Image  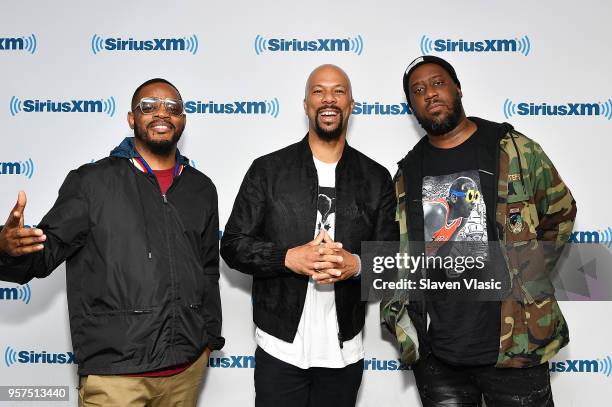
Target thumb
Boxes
[5,191,26,228]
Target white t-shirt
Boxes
[255,156,364,368]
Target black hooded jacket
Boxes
[0,137,224,375]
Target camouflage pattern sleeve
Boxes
[380,168,420,366]
[527,140,577,246]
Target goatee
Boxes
[134,121,182,155]
[414,92,464,136]
[314,107,344,141]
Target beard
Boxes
[314,107,344,141]
[414,91,464,136]
[133,121,183,155]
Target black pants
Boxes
[254,346,364,407]
[413,354,554,407]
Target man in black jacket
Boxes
[0,78,223,406]
[221,65,397,407]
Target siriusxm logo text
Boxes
[207,355,408,371]
[0,34,37,54]
[91,34,199,55]
[352,102,412,116]
[4,347,77,367]
[10,96,116,117]
[363,358,409,371]
[503,98,612,121]
[550,356,612,377]
[185,98,280,118]
[208,355,255,368]
[0,284,31,304]
[569,228,612,248]
[421,35,531,56]
[0,159,35,179]
[254,35,363,55]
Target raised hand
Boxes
[0,191,46,256]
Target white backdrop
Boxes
[1,1,611,405]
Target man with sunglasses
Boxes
[0,78,223,406]
[381,56,576,406]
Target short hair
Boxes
[131,78,181,110]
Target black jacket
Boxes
[0,138,224,375]
[220,136,397,346]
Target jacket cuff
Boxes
[206,335,226,351]
[268,247,289,273]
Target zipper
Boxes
[162,192,178,364]
[132,309,153,314]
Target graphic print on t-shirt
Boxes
[315,186,336,238]
[422,170,488,245]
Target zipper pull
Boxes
[162,194,168,204]
[338,333,344,349]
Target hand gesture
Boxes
[311,230,359,285]
[284,229,343,278]
[0,191,46,256]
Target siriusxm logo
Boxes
[208,355,255,368]
[0,284,31,304]
[9,96,116,117]
[206,355,409,371]
[0,34,37,54]
[254,35,363,55]
[91,34,199,55]
[184,98,280,118]
[420,35,531,56]
[352,102,412,116]
[569,228,612,248]
[503,98,612,120]
[4,346,77,367]
[363,357,409,371]
[550,356,612,377]
[0,159,35,179]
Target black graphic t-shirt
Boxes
[422,129,501,366]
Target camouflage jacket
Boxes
[381,117,577,368]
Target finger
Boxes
[320,254,344,264]
[13,235,46,247]
[12,191,27,214]
[5,191,27,228]
[310,229,326,246]
[313,261,336,270]
[320,241,342,250]
[311,271,334,281]
[317,247,337,256]
[13,228,44,238]
[11,243,44,256]
[322,229,335,243]
[322,268,342,277]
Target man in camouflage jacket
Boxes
[381,56,576,406]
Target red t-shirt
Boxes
[153,167,175,195]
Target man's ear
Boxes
[128,111,135,129]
